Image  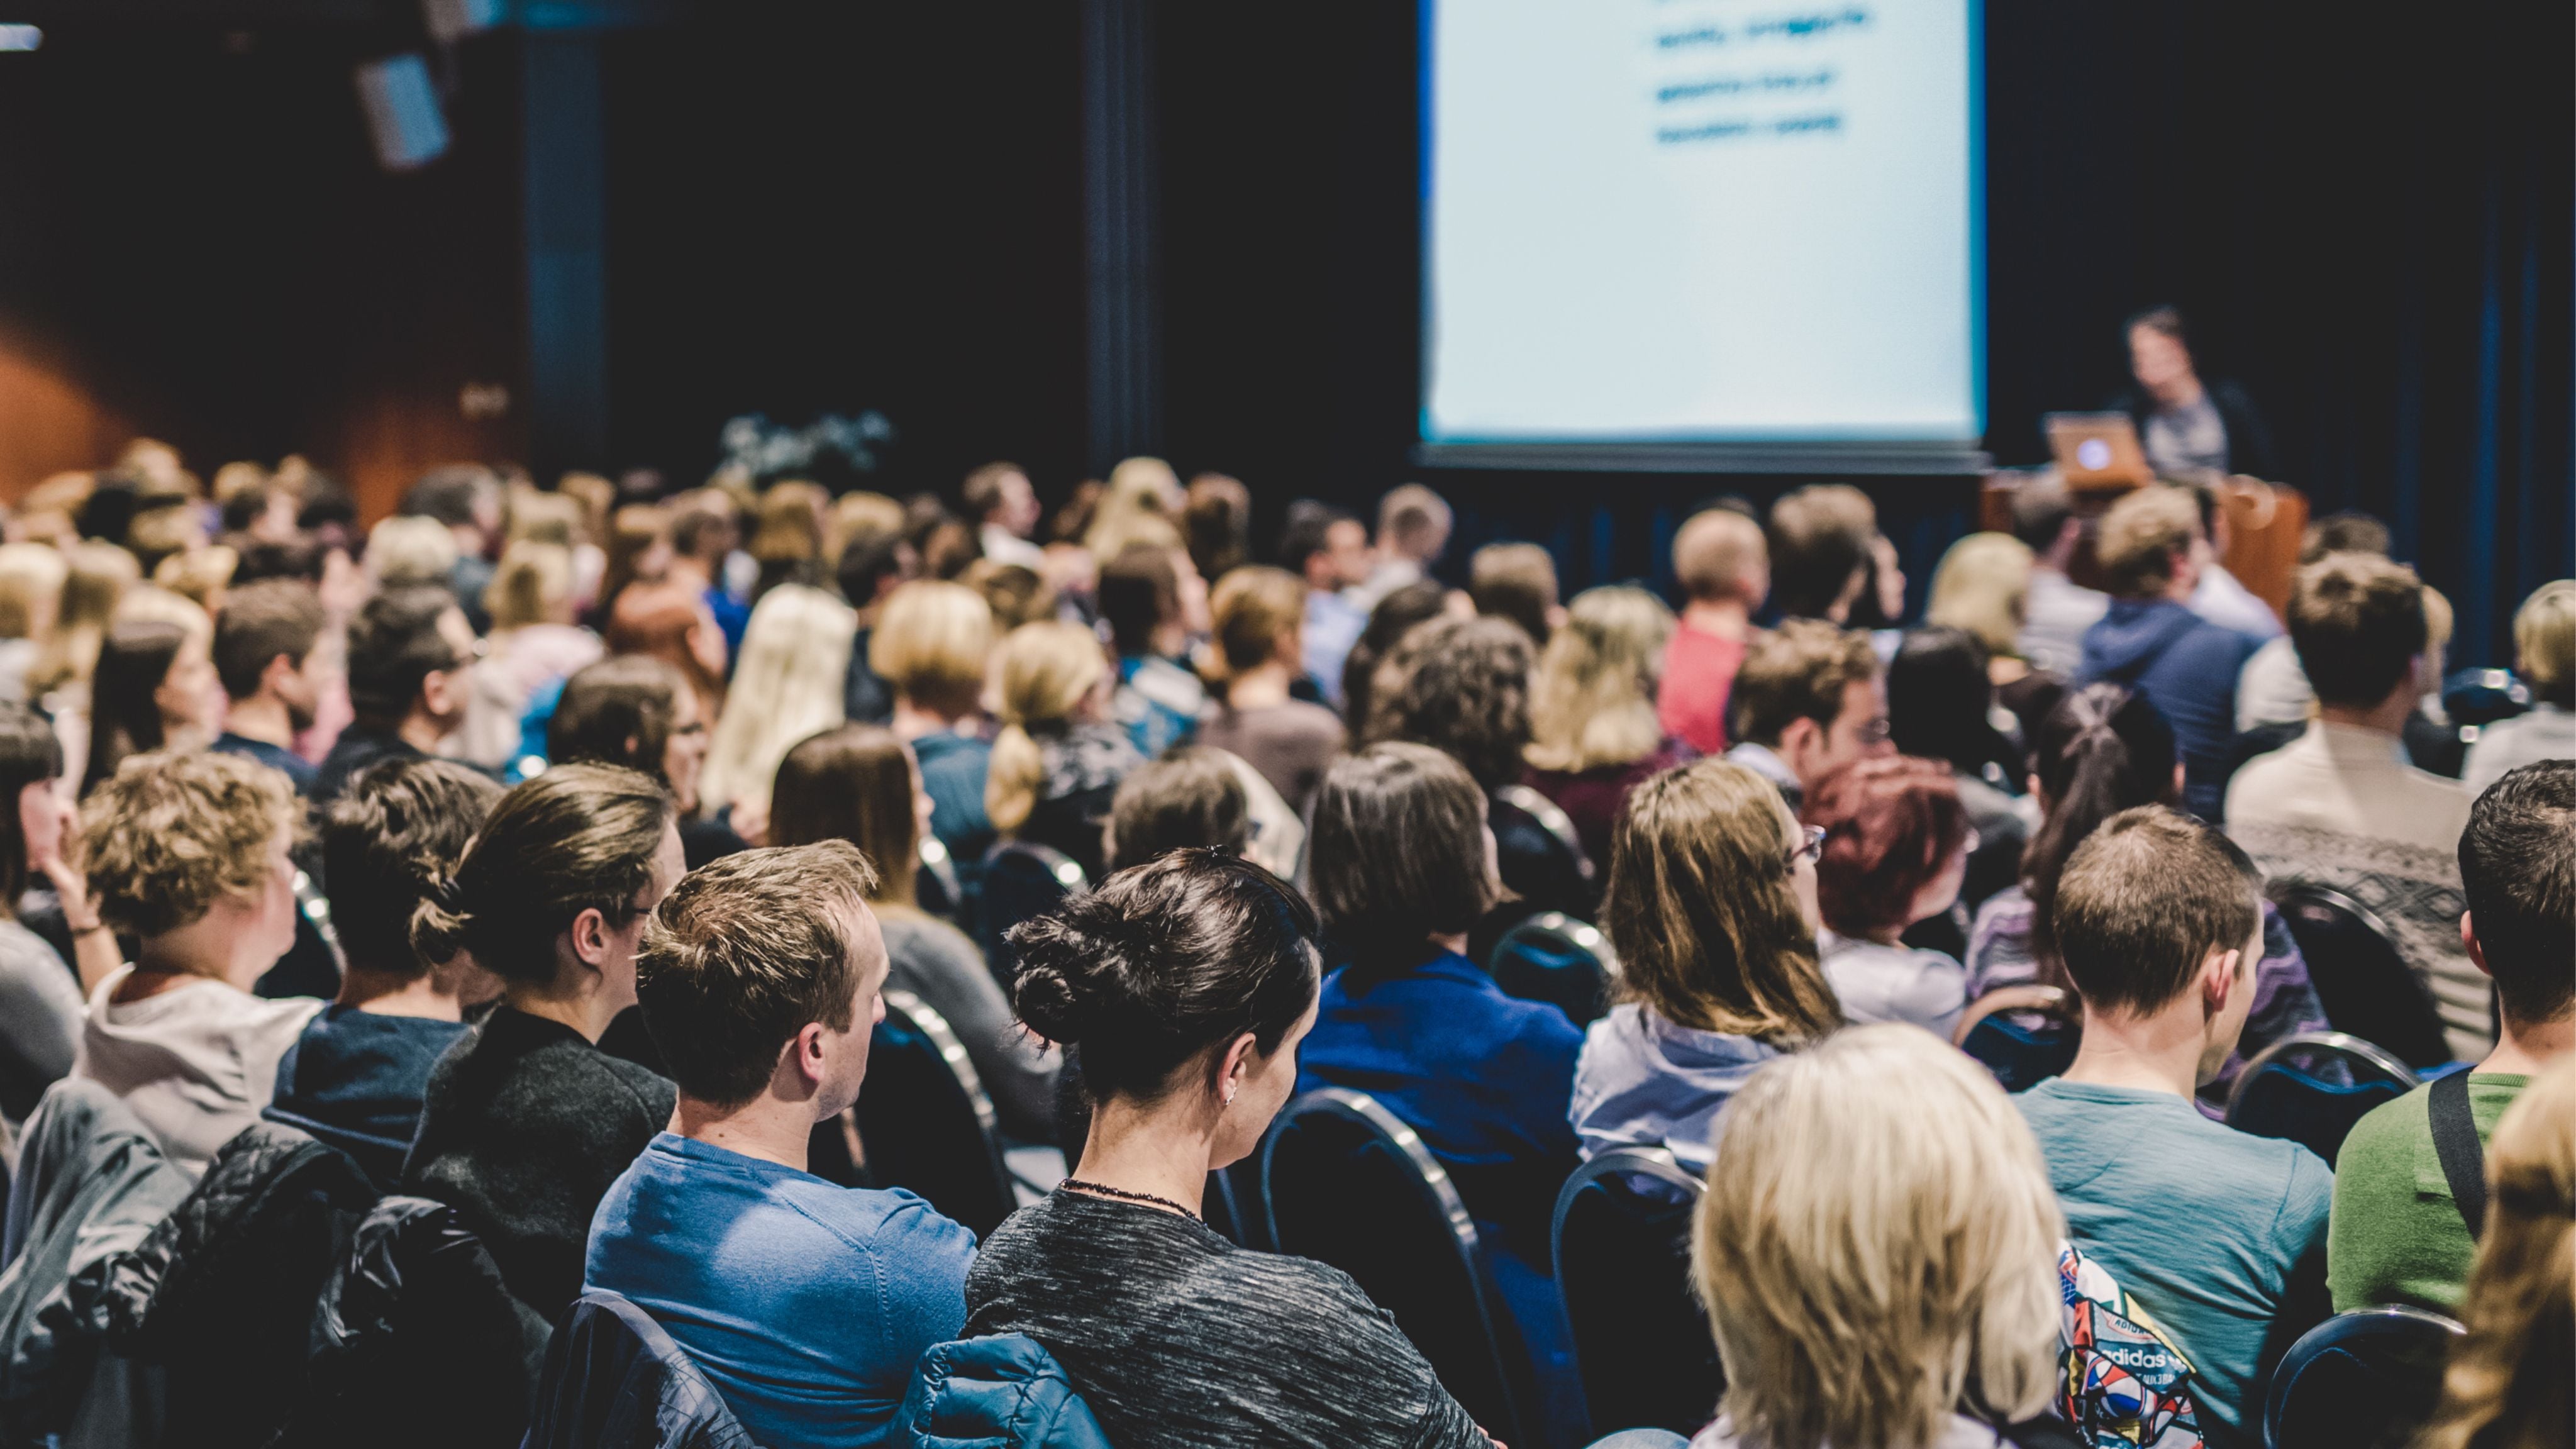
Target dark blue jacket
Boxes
[2077,598,2260,819]
[897,1335,1113,1449]
[523,1290,755,1449]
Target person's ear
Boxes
[260,652,296,697]
[1216,1031,1258,1108]
[1778,716,1821,765]
[2201,945,2242,1017]
[569,906,609,969]
[794,1021,830,1087]
[2461,911,2492,979]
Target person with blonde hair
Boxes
[365,514,460,589]
[697,582,854,833]
[34,542,141,788]
[1572,758,1840,1169]
[1661,506,1768,756]
[872,580,1000,868]
[748,479,829,606]
[2415,1056,2575,1449]
[460,541,604,769]
[2462,579,2575,793]
[150,543,236,614]
[1926,531,2037,686]
[1198,565,1345,816]
[1524,585,1695,867]
[73,748,318,1177]
[0,541,69,705]
[1689,1025,2067,1449]
[1352,482,1454,613]
[985,619,1140,884]
[1082,457,1185,560]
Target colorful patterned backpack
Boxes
[2056,1240,2207,1449]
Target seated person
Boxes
[1658,506,1767,757]
[1764,484,1878,626]
[1967,685,2326,1112]
[1103,747,1250,871]
[1466,541,1561,647]
[2413,1057,2575,1449]
[1885,625,2031,912]
[1723,619,1892,811]
[587,841,977,1449]
[970,850,1489,1449]
[1300,742,1585,1440]
[1572,759,1840,1169]
[264,757,504,1187]
[1689,1026,2067,1449]
[2075,486,2260,819]
[2009,472,2109,678]
[985,620,1141,886]
[1098,544,1207,762]
[1196,567,1346,818]
[549,655,733,868]
[316,586,477,802]
[1803,756,1973,1038]
[401,763,686,1321]
[767,724,1058,1142]
[1277,501,1370,708]
[872,580,999,871]
[73,749,319,1177]
[2462,580,2575,794]
[2228,553,2484,1059]
[208,579,326,796]
[2014,805,2331,1440]
[2331,761,2573,1312]
[1523,586,1697,869]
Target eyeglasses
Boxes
[1853,716,1893,745]
[1785,823,1828,870]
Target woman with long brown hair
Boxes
[769,723,1057,1139]
[1572,757,1840,1170]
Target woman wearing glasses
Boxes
[1570,758,1841,1170]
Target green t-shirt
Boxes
[2326,1072,2528,1313]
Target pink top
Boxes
[1658,624,1748,757]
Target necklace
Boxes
[1059,1177,1201,1222]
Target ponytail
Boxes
[2022,685,2177,986]
[984,620,1108,840]
[986,723,1045,836]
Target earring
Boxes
[1223,1087,1238,1107]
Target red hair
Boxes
[1804,757,1969,938]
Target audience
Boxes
[1196,565,1346,816]
[460,541,601,770]
[2228,552,2487,1059]
[1277,500,1372,708]
[1104,746,1250,870]
[2233,509,2393,730]
[975,850,1490,1449]
[1689,1026,2065,1449]
[2414,1057,2574,1449]
[0,541,69,706]
[1338,577,1448,736]
[603,576,729,730]
[872,580,999,870]
[2329,762,2573,1313]
[84,607,221,797]
[1098,543,1207,760]
[1723,618,1891,809]
[2182,480,2284,641]
[1885,625,2030,911]
[1765,484,1878,625]
[963,461,1045,569]
[1965,684,2326,1110]
[1182,472,1252,584]
[2075,485,2258,818]
[550,653,736,866]
[2012,806,2329,1440]
[1467,541,1561,647]
[699,580,855,836]
[1572,759,1839,1169]
[208,578,328,795]
[1658,506,1767,757]
[1351,482,1453,613]
[587,841,977,1449]
[318,585,475,801]
[72,748,316,1176]
[264,757,504,1187]
[985,619,1141,885]
[2007,472,2107,679]
[401,763,686,1320]
[1803,757,1974,1037]
[768,724,1058,1140]
[835,527,912,726]
[1523,585,1694,867]
[0,705,82,1124]
[2462,579,2575,792]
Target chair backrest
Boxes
[1258,1088,1536,1449]
[2441,667,2530,728]
[1953,985,2082,1093]
[1486,911,1618,1027]
[1550,1147,1721,1439]
[2268,883,2451,1070]
[2224,1031,2417,1167]
[1493,785,1597,887]
[2263,1306,2465,1449]
[916,834,967,924]
[853,989,1020,1236]
[523,1289,755,1449]
[979,840,1089,991]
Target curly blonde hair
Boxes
[78,748,299,938]
[1526,585,1672,774]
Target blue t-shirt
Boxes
[2016,1079,2333,1437]
[586,1133,977,1449]
[213,731,320,796]
[264,1004,469,1189]
[911,730,996,867]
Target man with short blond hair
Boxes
[2077,485,2260,817]
[1661,506,1768,755]
[1351,483,1453,611]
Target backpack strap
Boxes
[2427,1070,2487,1236]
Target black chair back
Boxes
[916,835,967,925]
[1259,1089,1536,1449]
[523,1290,755,1449]
[2269,883,2452,1069]
[1551,1147,1719,1439]
[2224,1031,2416,1167]
[2263,1306,2464,1449]
[978,840,1088,992]
[848,989,1019,1236]
[1493,785,1597,886]
[1953,985,2081,1092]
[1486,911,1617,1027]
[2441,667,2530,727]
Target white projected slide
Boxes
[1421,0,1982,455]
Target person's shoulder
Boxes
[784,1179,980,1262]
[2334,1080,2432,1184]
[880,907,980,962]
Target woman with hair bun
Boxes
[969,850,1489,1449]
[1965,684,2323,1109]
[399,762,686,1320]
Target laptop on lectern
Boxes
[2045,412,2155,489]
